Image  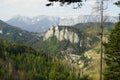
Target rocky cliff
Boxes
[44,26,79,43]
[43,25,100,55]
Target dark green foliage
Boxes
[0,39,37,55]
[74,22,115,32]
[104,22,120,80]
[0,39,91,80]
[78,75,92,80]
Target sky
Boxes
[0,0,119,21]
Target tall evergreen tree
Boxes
[104,22,120,80]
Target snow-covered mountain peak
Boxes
[6,15,119,33]
[12,15,32,23]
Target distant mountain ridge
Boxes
[6,15,119,33]
[0,20,36,44]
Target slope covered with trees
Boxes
[104,22,120,80]
[0,39,91,80]
[0,20,36,44]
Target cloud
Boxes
[87,0,96,6]
[2,0,48,7]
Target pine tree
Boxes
[104,22,120,80]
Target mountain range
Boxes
[6,15,119,33]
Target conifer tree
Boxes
[104,22,120,80]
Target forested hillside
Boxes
[0,0,119,79]
[0,19,117,80]
[0,20,36,44]
[104,22,120,80]
[0,39,91,80]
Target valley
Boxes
[0,0,120,79]
[0,18,116,80]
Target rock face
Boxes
[0,30,3,34]
[44,26,79,44]
[42,22,114,55]
[42,25,100,55]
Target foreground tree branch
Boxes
[46,0,87,8]
[115,0,120,6]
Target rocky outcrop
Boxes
[43,26,79,44]
[43,25,100,55]
[0,30,3,34]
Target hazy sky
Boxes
[0,0,119,21]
